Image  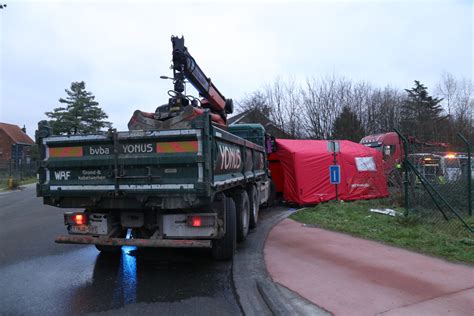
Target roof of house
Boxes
[0,123,34,145]
[228,108,279,127]
[228,109,293,139]
[227,110,250,125]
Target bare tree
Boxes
[371,86,404,134]
[301,78,323,139]
[453,78,474,136]
[236,72,471,143]
[301,75,351,139]
[435,74,474,144]
[263,77,304,138]
[236,90,271,115]
[436,72,458,116]
[264,77,286,132]
[350,81,373,132]
[282,77,304,138]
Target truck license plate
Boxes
[69,214,109,235]
[70,224,99,234]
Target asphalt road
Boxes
[0,184,279,316]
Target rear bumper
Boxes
[55,235,212,248]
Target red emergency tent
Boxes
[273,139,388,205]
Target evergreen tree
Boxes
[46,81,111,134]
[332,106,365,141]
[401,80,446,140]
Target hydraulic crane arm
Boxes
[171,36,233,120]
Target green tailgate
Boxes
[37,129,209,206]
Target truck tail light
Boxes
[74,214,86,225]
[64,212,88,225]
[190,216,202,227]
[187,215,214,227]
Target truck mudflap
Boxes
[55,235,211,248]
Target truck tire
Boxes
[95,244,122,254]
[211,196,237,260]
[248,185,259,228]
[234,190,250,242]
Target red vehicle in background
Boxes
[360,132,458,185]
[360,132,403,177]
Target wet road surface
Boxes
[0,185,242,315]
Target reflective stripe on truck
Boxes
[49,184,195,191]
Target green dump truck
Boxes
[36,113,272,260]
[36,36,274,260]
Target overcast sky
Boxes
[0,0,472,137]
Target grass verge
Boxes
[290,199,474,265]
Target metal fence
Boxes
[394,129,473,235]
[0,160,37,188]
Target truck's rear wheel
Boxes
[248,186,259,228]
[211,196,236,260]
[234,190,250,242]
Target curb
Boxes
[233,206,327,315]
[232,207,290,315]
[256,280,292,315]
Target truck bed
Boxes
[37,115,267,210]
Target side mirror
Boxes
[271,137,277,153]
[265,135,277,154]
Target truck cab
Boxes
[360,132,402,176]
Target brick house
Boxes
[0,123,35,166]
